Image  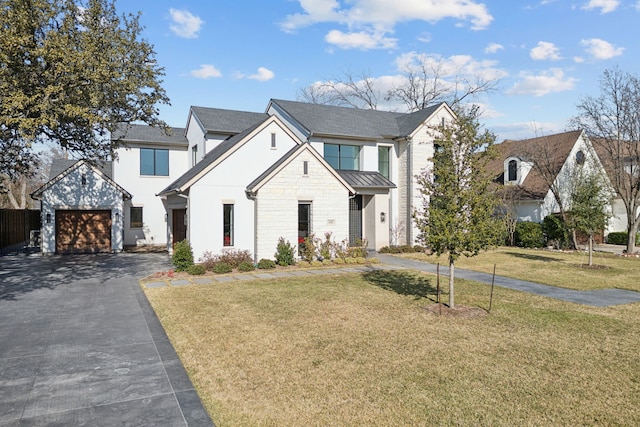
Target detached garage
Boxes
[32,160,131,254]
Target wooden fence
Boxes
[0,209,41,254]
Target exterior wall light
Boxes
[380,212,386,223]
[46,213,51,224]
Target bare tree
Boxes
[298,56,500,112]
[570,67,640,253]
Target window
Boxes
[576,150,585,165]
[298,203,311,255]
[271,133,277,148]
[130,207,143,228]
[192,145,198,165]
[378,146,390,179]
[324,144,359,170]
[508,160,517,182]
[140,148,169,176]
[223,204,234,246]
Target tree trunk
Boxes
[627,221,638,254]
[449,257,455,309]
[588,234,593,266]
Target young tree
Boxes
[0,0,169,182]
[414,107,503,309]
[570,67,640,253]
[569,173,612,266]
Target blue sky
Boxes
[118,0,638,141]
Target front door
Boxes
[349,195,362,246]
[172,209,187,245]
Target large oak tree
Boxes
[0,0,169,184]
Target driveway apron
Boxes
[0,253,213,426]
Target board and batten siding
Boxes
[255,149,350,261]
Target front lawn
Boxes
[398,246,640,292]
[145,270,640,426]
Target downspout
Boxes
[246,190,258,263]
[406,136,413,245]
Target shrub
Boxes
[322,259,333,266]
[257,258,276,269]
[347,246,368,258]
[186,264,206,275]
[354,257,367,264]
[218,249,253,268]
[274,237,296,266]
[319,232,334,260]
[515,221,544,248]
[368,257,380,264]
[238,261,255,272]
[199,251,218,271]
[301,234,320,262]
[310,260,323,267]
[333,258,345,265]
[607,231,640,245]
[172,239,194,272]
[542,215,570,249]
[297,260,311,268]
[345,257,357,264]
[213,262,233,274]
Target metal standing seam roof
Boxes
[190,106,269,134]
[336,170,396,189]
[269,99,443,139]
[111,123,188,146]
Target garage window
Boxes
[130,207,143,228]
[140,148,169,176]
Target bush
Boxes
[172,240,194,272]
[322,259,333,266]
[310,260,323,267]
[212,262,233,274]
[607,231,640,245]
[515,221,544,248]
[237,261,255,272]
[301,234,319,262]
[257,258,276,269]
[368,257,380,264]
[218,249,253,268]
[378,244,423,254]
[542,215,570,249]
[297,260,311,268]
[274,237,296,266]
[333,258,345,265]
[354,257,367,264]
[186,264,206,275]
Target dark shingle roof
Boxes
[158,118,269,196]
[269,99,443,139]
[488,130,583,200]
[190,106,269,134]
[337,170,396,189]
[111,124,187,146]
[49,159,113,180]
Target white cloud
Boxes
[484,43,504,54]
[530,41,561,61]
[237,67,275,82]
[582,0,620,13]
[580,38,624,60]
[190,64,222,79]
[508,68,576,96]
[281,0,493,50]
[325,29,397,50]
[169,9,204,39]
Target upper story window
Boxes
[508,159,517,182]
[140,148,169,176]
[576,150,585,165]
[378,146,390,179]
[324,144,359,170]
[192,145,198,165]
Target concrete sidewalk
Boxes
[375,253,640,307]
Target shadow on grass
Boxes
[362,270,437,300]
[503,251,564,262]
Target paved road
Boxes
[376,253,640,307]
[0,253,213,426]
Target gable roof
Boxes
[111,123,188,146]
[489,130,584,200]
[246,143,354,195]
[49,159,113,180]
[158,115,301,196]
[31,160,131,200]
[189,106,269,134]
[268,99,445,140]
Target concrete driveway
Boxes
[0,253,213,426]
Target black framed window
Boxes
[508,160,517,181]
[324,144,359,170]
[223,204,234,246]
[130,207,143,228]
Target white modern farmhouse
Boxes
[34,99,455,259]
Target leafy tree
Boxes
[414,107,503,309]
[570,67,640,253]
[0,0,169,183]
[569,172,612,266]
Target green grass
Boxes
[398,246,640,292]
[145,269,640,426]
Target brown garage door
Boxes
[55,210,112,254]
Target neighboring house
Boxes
[489,130,619,234]
[33,99,455,258]
[32,160,130,254]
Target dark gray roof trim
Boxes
[111,124,187,146]
[337,170,396,189]
[270,99,442,140]
[190,106,269,134]
[246,143,306,192]
[158,118,270,196]
[49,159,113,180]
